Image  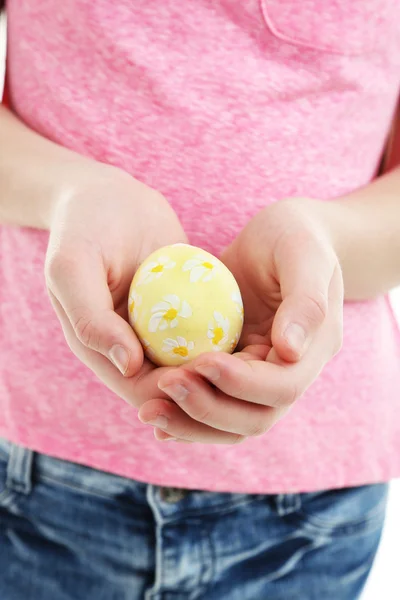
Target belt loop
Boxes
[276,493,301,516]
[6,443,34,495]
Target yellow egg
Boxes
[128,244,244,366]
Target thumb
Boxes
[46,249,143,377]
[271,236,337,362]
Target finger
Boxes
[48,292,172,408]
[139,398,246,444]
[271,231,338,361]
[46,246,143,376]
[189,350,320,408]
[154,368,281,436]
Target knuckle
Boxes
[248,423,268,437]
[45,251,77,288]
[248,420,271,437]
[178,428,197,443]
[72,312,99,350]
[172,384,214,423]
[192,405,213,424]
[304,292,328,325]
[247,419,269,437]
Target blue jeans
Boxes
[0,438,387,600]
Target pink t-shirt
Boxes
[1,0,400,493]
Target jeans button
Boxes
[159,487,189,503]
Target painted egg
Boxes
[128,244,244,366]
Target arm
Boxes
[0,102,189,411]
[320,101,400,301]
[327,166,400,300]
[0,104,108,228]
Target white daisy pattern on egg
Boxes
[149,294,192,332]
[128,290,142,323]
[136,255,176,285]
[232,290,244,317]
[142,338,156,359]
[162,336,195,360]
[182,254,218,283]
[207,311,230,350]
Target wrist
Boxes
[279,196,352,260]
[308,197,356,267]
[46,160,137,230]
[287,196,363,301]
[305,181,400,300]
[0,105,134,230]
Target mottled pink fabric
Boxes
[1,0,400,493]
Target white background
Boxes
[363,288,400,600]
[0,11,399,599]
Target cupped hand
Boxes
[45,163,188,408]
[140,198,344,443]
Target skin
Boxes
[1,104,400,445]
[140,199,344,443]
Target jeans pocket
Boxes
[294,484,388,537]
[260,0,398,55]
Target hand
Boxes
[139,198,344,443]
[45,163,188,408]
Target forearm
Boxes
[0,105,104,229]
[322,167,400,300]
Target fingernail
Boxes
[195,365,220,381]
[147,415,169,429]
[159,384,189,403]
[154,429,177,442]
[283,324,307,355]
[109,345,130,375]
